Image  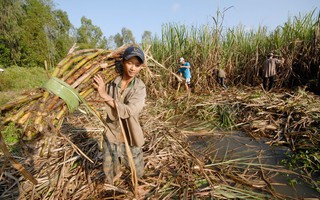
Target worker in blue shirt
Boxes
[178,57,191,93]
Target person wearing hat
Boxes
[93,45,146,184]
[178,57,191,93]
[262,52,285,91]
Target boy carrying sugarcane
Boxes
[93,45,146,184]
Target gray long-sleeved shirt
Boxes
[263,57,284,78]
[104,76,146,147]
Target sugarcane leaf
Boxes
[43,77,108,129]
[43,77,80,113]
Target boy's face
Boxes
[122,56,143,78]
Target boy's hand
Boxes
[93,75,113,101]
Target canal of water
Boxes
[187,131,320,199]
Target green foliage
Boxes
[283,150,320,175]
[19,0,55,66]
[145,21,223,91]
[1,122,21,145]
[147,9,319,90]
[249,91,262,99]
[121,27,135,45]
[0,41,12,64]
[114,33,123,48]
[0,65,49,106]
[0,0,73,68]
[0,66,49,91]
[1,0,124,67]
[113,27,136,48]
[282,149,320,191]
[217,105,235,129]
[142,30,152,46]
[77,16,107,49]
[19,0,74,67]
[0,0,23,66]
[195,104,218,122]
[52,9,74,59]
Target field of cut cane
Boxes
[1,86,319,199]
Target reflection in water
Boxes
[187,131,320,199]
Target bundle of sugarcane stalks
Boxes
[0,46,127,140]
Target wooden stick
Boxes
[146,54,184,82]
[60,132,94,164]
[0,133,38,185]
[114,101,139,198]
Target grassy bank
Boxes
[0,66,49,105]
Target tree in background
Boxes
[114,27,136,48]
[52,9,74,60]
[114,33,123,48]
[19,0,60,67]
[142,30,152,47]
[0,0,23,66]
[0,0,151,68]
[106,35,116,50]
[76,16,107,49]
[0,0,74,68]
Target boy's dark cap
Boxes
[123,46,145,63]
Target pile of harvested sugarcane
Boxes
[0,100,285,199]
[166,86,320,150]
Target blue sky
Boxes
[53,0,319,42]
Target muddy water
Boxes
[187,131,320,199]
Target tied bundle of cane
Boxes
[0,45,128,140]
